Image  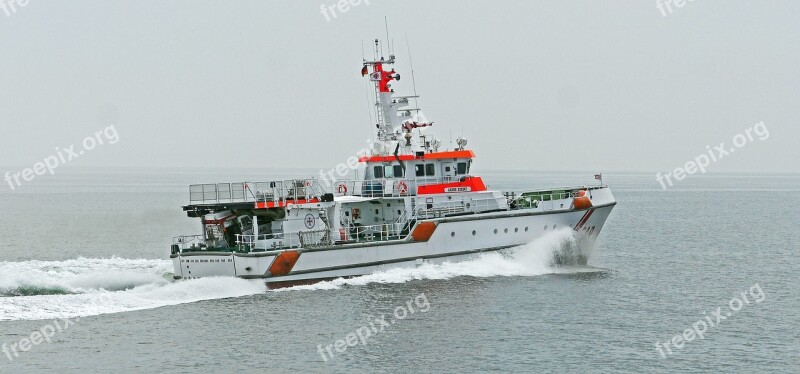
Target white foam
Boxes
[0,258,266,321]
[0,257,171,295]
[278,228,594,291]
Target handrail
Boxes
[189,179,325,204]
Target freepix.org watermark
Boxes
[317,293,431,362]
[2,317,80,362]
[317,137,377,189]
[0,0,29,17]
[656,121,769,190]
[656,0,696,17]
[654,283,766,359]
[4,125,120,191]
[319,0,370,22]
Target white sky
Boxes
[1,0,798,173]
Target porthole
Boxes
[451,231,455,237]
[504,228,509,233]
[544,225,548,230]
[472,230,477,236]
[514,227,519,233]
[525,227,529,232]
[494,229,498,234]
[553,224,558,229]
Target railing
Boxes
[189,179,327,205]
[231,221,412,253]
[415,196,504,218]
[173,235,205,250]
[188,174,486,204]
[321,176,477,198]
[511,186,599,211]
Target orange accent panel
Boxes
[269,251,300,276]
[411,222,437,242]
[573,197,593,210]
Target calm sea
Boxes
[1,168,798,373]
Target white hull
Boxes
[172,191,615,288]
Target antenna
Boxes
[365,79,375,128]
[384,17,391,55]
[405,33,420,109]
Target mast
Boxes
[361,38,434,155]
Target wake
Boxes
[0,229,601,319]
[278,228,602,291]
[0,258,266,321]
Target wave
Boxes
[0,229,600,319]
[0,258,172,297]
[277,228,601,291]
[0,258,266,321]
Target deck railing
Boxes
[189,179,327,205]
[232,221,412,252]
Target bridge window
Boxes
[375,165,404,178]
[415,163,436,177]
[457,161,471,175]
[391,165,404,178]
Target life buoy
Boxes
[337,184,348,194]
[396,181,408,194]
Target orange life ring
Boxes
[396,181,408,194]
[337,184,348,194]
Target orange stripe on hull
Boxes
[269,251,301,276]
[411,221,437,242]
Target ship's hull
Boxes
[171,201,615,288]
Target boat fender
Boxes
[572,196,593,210]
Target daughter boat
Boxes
[169,39,616,288]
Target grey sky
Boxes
[1,0,798,173]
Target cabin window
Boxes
[376,165,404,178]
[415,163,436,177]
[457,162,468,175]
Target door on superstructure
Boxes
[442,162,456,182]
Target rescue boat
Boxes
[169,38,616,288]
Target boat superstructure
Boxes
[169,39,616,287]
